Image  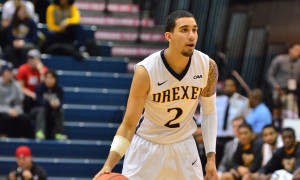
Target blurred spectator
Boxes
[246,88,272,134]
[220,123,263,180]
[267,44,300,118]
[33,70,67,140]
[1,0,36,27]
[216,78,249,141]
[0,0,36,50]
[8,146,47,180]
[0,62,33,138]
[272,100,284,132]
[218,116,245,177]
[4,4,38,68]
[250,128,299,180]
[45,0,88,57]
[261,124,283,166]
[16,49,48,113]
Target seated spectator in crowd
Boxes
[218,116,245,177]
[220,123,263,180]
[33,70,67,140]
[45,0,88,57]
[0,62,33,138]
[4,4,38,68]
[267,44,300,118]
[8,146,47,180]
[261,124,283,166]
[0,0,36,50]
[246,88,272,134]
[249,127,300,180]
[16,49,48,113]
[216,78,249,143]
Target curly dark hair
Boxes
[53,0,75,6]
[165,10,194,33]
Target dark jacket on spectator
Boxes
[233,137,264,173]
[260,142,300,174]
[6,18,38,45]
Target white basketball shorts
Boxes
[122,134,203,180]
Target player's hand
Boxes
[8,171,16,180]
[93,165,112,180]
[237,166,250,176]
[22,169,33,180]
[8,108,18,117]
[59,20,68,31]
[36,62,44,74]
[205,160,217,180]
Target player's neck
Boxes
[164,48,190,73]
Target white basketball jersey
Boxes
[135,49,210,144]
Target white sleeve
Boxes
[199,93,218,154]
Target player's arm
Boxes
[199,59,218,180]
[93,66,149,179]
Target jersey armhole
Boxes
[134,64,152,94]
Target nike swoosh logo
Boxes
[157,80,168,86]
[192,159,197,165]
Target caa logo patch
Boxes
[193,75,202,79]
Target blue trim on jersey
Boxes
[135,115,144,133]
[160,50,192,81]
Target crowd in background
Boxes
[0,0,300,179]
[194,44,300,179]
[0,0,88,64]
[0,0,90,141]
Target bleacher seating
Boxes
[75,0,167,58]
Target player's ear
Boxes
[165,32,172,42]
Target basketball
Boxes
[96,173,129,180]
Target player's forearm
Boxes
[115,121,136,141]
[105,122,135,170]
[200,94,218,154]
[103,151,123,170]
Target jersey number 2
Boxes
[164,107,183,128]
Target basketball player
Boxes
[93,10,218,180]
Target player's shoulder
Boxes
[192,50,210,63]
[273,54,289,62]
[137,50,162,66]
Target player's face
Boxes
[17,7,27,20]
[17,156,32,170]
[262,127,278,145]
[168,17,198,57]
[238,127,253,145]
[45,73,56,88]
[232,119,244,137]
[289,45,300,60]
[282,131,295,150]
[2,70,13,82]
[224,79,237,96]
[59,0,69,6]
